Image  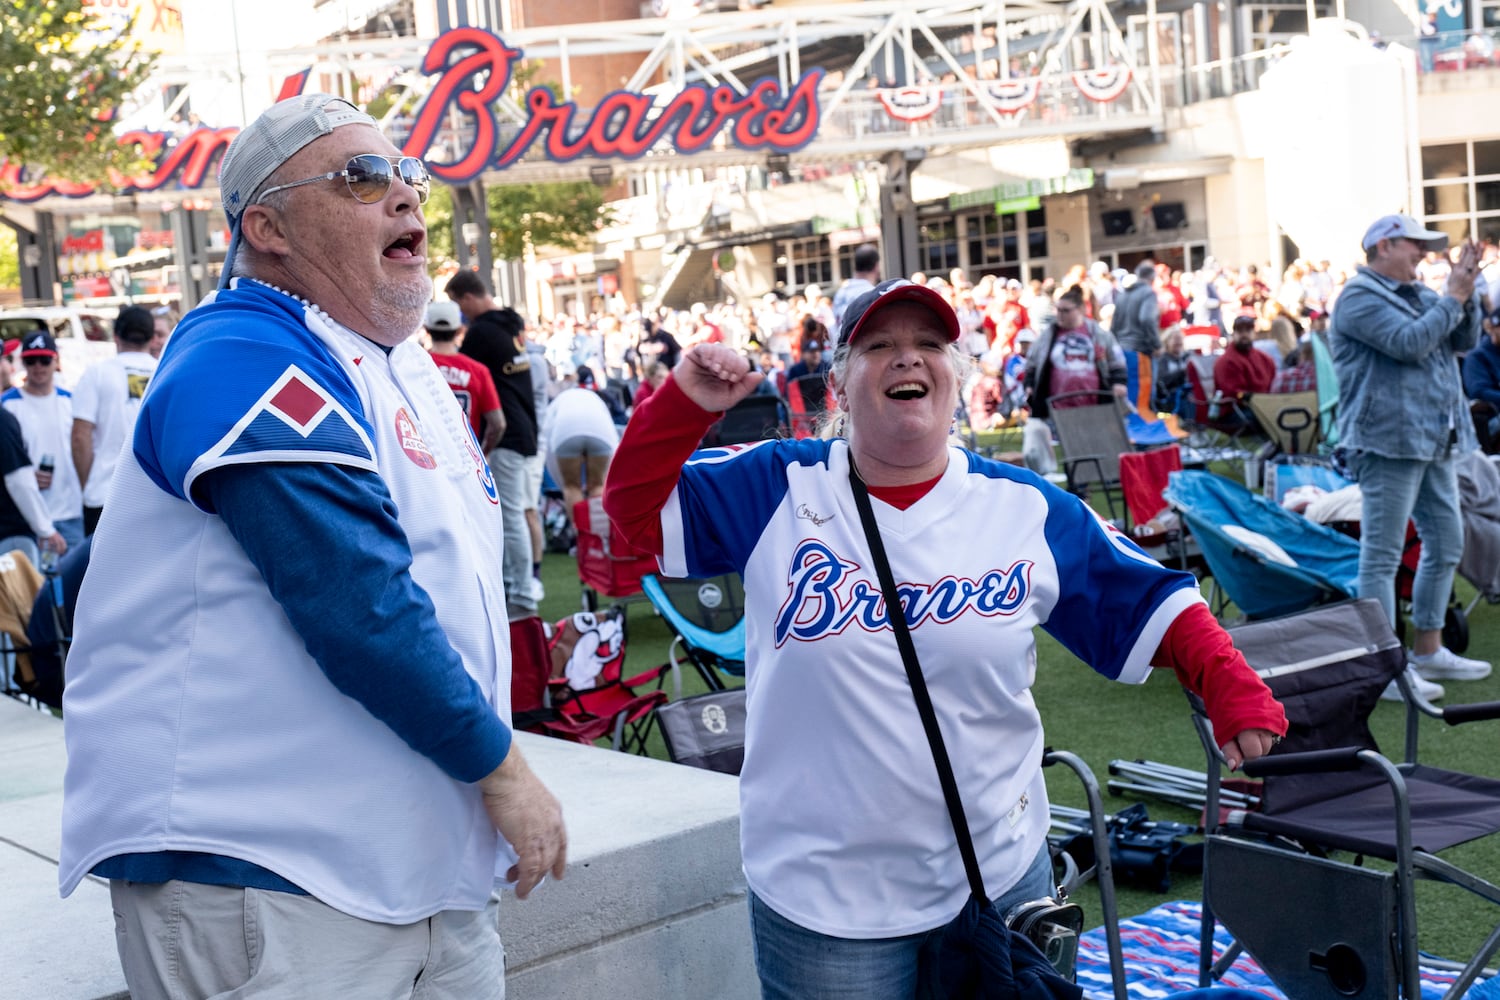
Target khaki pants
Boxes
[110,880,505,1000]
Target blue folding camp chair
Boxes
[639,573,746,694]
[1162,469,1360,621]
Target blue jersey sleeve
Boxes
[201,460,511,784]
[1032,472,1202,683]
[662,437,832,577]
[135,285,378,512]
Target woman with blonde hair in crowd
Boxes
[603,278,1285,999]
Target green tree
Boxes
[0,0,156,183]
[424,179,614,271]
[0,225,18,290]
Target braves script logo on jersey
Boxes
[773,539,1034,647]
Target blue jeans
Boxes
[749,844,1054,1000]
[1351,451,1463,632]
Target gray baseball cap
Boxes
[217,93,377,287]
[1361,213,1448,253]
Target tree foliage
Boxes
[0,0,157,182]
[0,225,18,290]
[424,179,614,268]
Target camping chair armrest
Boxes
[1242,746,1367,777]
[1063,454,1108,486]
[1442,699,1500,726]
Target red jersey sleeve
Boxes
[1152,602,1288,744]
[601,377,722,555]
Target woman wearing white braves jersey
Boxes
[604,278,1286,999]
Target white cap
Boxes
[424,300,462,334]
[1361,213,1448,252]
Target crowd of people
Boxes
[0,305,166,570]
[34,90,1498,1000]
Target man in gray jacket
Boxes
[1111,259,1162,420]
[1330,213,1491,702]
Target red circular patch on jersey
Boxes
[394,407,437,469]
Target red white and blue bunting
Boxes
[877,86,944,122]
[982,78,1042,116]
[1072,65,1132,103]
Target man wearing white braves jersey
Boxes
[2,329,84,548]
[605,278,1283,998]
[58,94,564,1000]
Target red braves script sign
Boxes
[1,26,823,201]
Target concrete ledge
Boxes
[0,697,754,999]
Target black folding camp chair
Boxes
[640,573,746,692]
[656,687,747,775]
[1190,599,1500,998]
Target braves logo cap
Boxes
[217,93,377,288]
[20,330,58,358]
[835,278,961,350]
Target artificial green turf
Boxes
[534,482,1500,964]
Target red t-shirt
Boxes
[430,351,501,442]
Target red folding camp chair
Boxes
[574,496,659,609]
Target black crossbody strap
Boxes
[848,459,987,902]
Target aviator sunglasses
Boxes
[255,154,430,206]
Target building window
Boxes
[919,220,960,276]
[1420,137,1500,244]
[781,237,834,292]
[1240,3,1330,51]
[959,206,1048,280]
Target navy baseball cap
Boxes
[20,330,57,358]
[835,278,961,350]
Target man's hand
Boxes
[1111,384,1129,401]
[479,747,566,899]
[34,468,52,491]
[1220,727,1279,772]
[674,343,764,413]
[1447,238,1482,303]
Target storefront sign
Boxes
[948,168,1094,210]
[995,195,1041,213]
[1,26,824,202]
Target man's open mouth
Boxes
[384,232,423,259]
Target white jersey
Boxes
[0,387,81,523]
[661,439,1200,938]
[69,349,158,508]
[60,281,510,923]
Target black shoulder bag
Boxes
[848,460,1083,1000]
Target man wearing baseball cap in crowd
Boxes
[70,306,160,535]
[0,339,66,567]
[600,278,1284,997]
[2,329,84,549]
[59,93,564,1000]
[1330,212,1492,704]
[426,299,504,453]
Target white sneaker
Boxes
[1380,667,1445,703]
[1410,647,1493,682]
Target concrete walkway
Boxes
[0,695,755,999]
